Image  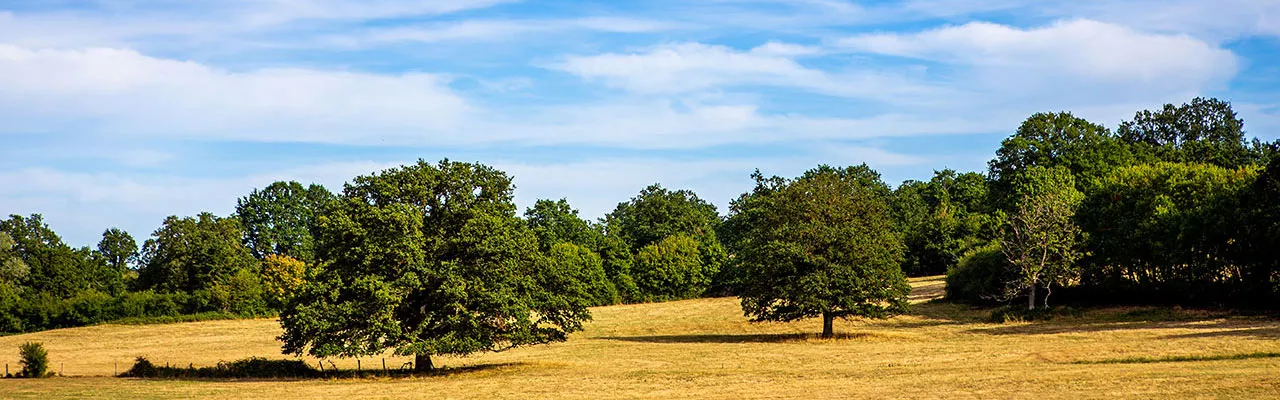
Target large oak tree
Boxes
[732,165,910,338]
[278,160,592,372]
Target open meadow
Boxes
[1,276,1278,399]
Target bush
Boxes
[988,305,1083,323]
[121,356,318,379]
[632,234,711,301]
[18,342,50,378]
[945,242,1015,304]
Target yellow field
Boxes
[2,276,1279,399]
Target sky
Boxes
[2,0,1279,247]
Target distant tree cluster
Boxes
[943,98,1280,310]
[3,96,1279,362]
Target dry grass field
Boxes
[2,276,1279,399]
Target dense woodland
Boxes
[2,97,1280,369]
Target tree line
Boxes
[0,97,1277,371]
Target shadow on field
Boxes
[122,361,532,382]
[969,316,1280,338]
[605,332,873,343]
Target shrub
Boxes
[261,254,307,309]
[121,356,317,379]
[988,305,1083,323]
[18,342,50,378]
[631,234,711,301]
[945,242,1014,304]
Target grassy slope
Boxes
[0,276,1278,399]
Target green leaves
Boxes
[137,213,258,294]
[235,181,334,264]
[732,165,910,331]
[279,159,591,361]
[1000,166,1083,308]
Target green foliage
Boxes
[988,305,1082,323]
[1,214,102,297]
[544,243,618,306]
[279,159,591,370]
[606,184,721,251]
[990,112,1135,201]
[210,268,268,316]
[945,242,1014,303]
[97,228,137,282]
[0,232,29,288]
[1079,162,1259,303]
[18,342,50,378]
[596,234,640,302]
[1001,166,1083,309]
[605,184,727,294]
[1118,97,1252,168]
[137,213,259,293]
[632,234,710,301]
[260,254,307,309]
[732,165,910,337]
[122,356,318,379]
[524,199,601,251]
[894,170,993,276]
[235,181,334,263]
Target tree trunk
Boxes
[414,353,433,373]
[1027,283,1037,310]
[821,312,834,339]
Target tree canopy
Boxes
[137,213,258,293]
[235,181,334,263]
[732,166,910,338]
[278,159,592,372]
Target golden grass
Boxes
[1,275,1279,399]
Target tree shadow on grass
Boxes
[968,312,1280,337]
[121,362,533,382]
[1159,326,1280,340]
[605,332,875,344]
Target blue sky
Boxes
[2,0,1278,247]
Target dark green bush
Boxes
[945,242,1014,303]
[122,356,318,379]
[18,342,49,378]
[988,305,1083,323]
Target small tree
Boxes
[733,165,910,338]
[1000,166,1083,310]
[631,234,709,301]
[19,342,49,378]
[261,254,307,309]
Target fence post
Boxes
[357,359,361,373]
[115,362,118,376]
[318,360,323,372]
[382,358,387,374]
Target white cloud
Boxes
[0,44,472,142]
[549,42,942,101]
[838,19,1238,86]
[334,17,680,46]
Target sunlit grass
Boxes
[2,275,1278,399]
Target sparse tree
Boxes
[1000,166,1083,310]
[733,165,910,338]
